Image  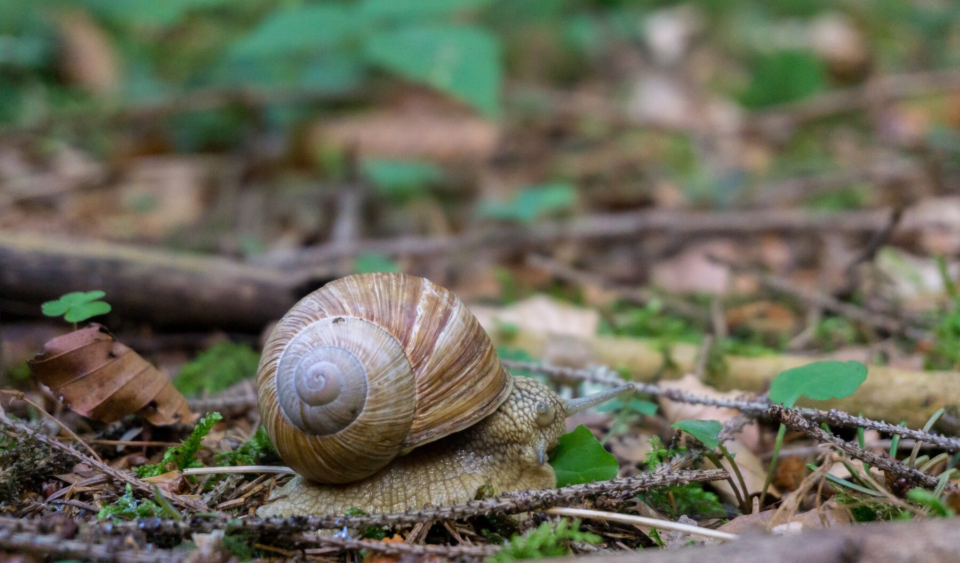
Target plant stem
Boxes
[759,423,787,508]
[705,452,746,514]
[719,444,751,514]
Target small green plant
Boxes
[761,361,868,505]
[136,412,223,478]
[97,484,163,520]
[639,435,725,518]
[173,343,261,396]
[672,419,750,514]
[597,395,657,443]
[41,291,111,326]
[215,426,277,467]
[355,253,402,274]
[906,488,955,518]
[343,508,389,539]
[478,184,577,224]
[492,519,600,562]
[924,257,960,370]
[362,159,443,203]
[221,530,256,561]
[549,425,618,487]
[640,482,726,519]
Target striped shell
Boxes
[256,273,513,484]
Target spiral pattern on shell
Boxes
[256,273,512,484]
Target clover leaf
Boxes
[42,291,112,323]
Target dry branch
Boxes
[769,406,942,489]
[494,330,960,428]
[0,529,181,563]
[503,359,960,451]
[257,208,898,269]
[540,517,960,563]
[93,470,728,540]
[0,231,302,330]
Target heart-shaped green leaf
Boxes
[42,291,111,323]
[550,425,618,487]
[672,419,722,451]
[769,360,868,408]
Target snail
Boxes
[255,273,632,517]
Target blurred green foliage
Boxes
[173,342,260,396]
[97,484,163,520]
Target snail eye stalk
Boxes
[535,402,556,427]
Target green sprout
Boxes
[42,291,112,328]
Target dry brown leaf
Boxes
[650,241,736,295]
[472,295,600,339]
[28,324,193,425]
[143,471,189,495]
[725,302,797,334]
[313,111,500,164]
[717,499,852,535]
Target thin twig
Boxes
[0,411,209,513]
[713,255,931,340]
[0,390,103,463]
[98,469,729,539]
[769,406,941,489]
[256,208,899,270]
[543,507,738,541]
[182,465,297,476]
[505,359,960,451]
[526,254,710,325]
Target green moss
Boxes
[215,426,276,467]
[97,484,163,520]
[136,412,222,478]
[173,343,260,396]
[492,519,600,562]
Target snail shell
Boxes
[256,273,512,484]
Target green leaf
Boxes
[550,425,618,487]
[362,159,443,202]
[478,184,577,223]
[355,253,402,274]
[42,291,111,323]
[906,489,955,517]
[672,419,722,450]
[596,398,658,416]
[362,0,493,21]
[232,5,360,59]
[365,25,501,116]
[64,301,112,323]
[769,361,868,408]
[740,50,825,109]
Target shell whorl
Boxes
[256,273,512,484]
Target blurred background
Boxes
[2,0,960,371]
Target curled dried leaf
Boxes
[28,324,193,425]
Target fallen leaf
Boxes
[472,295,600,338]
[651,241,735,295]
[726,302,797,335]
[28,324,193,425]
[717,499,852,534]
[314,110,500,164]
[143,471,189,495]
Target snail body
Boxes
[255,273,631,516]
